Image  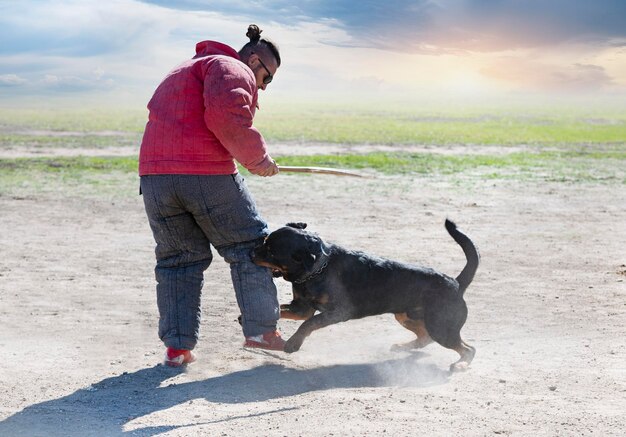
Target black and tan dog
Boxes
[252,219,479,371]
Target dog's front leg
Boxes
[284,311,350,353]
[280,301,315,320]
[281,287,316,320]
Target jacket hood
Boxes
[194,40,240,60]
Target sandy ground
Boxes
[0,139,532,159]
[0,144,625,436]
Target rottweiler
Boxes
[252,219,479,372]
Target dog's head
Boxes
[252,222,328,282]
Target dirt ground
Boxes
[0,143,624,436]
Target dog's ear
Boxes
[292,236,327,270]
[291,250,316,270]
[287,222,307,229]
[307,236,328,258]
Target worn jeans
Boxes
[140,174,279,349]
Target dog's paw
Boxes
[284,337,303,353]
[449,361,470,373]
[390,340,419,352]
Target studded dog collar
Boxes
[293,253,330,284]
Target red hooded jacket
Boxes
[139,41,272,176]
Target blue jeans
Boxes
[140,174,279,349]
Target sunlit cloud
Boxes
[1,0,625,105]
[138,0,626,54]
[482,58,615,93]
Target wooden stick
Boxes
[278,165,369,178]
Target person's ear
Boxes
[248,52,259,67]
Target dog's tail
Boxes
[445,219,480,295]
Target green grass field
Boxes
[0,102,624,196]
[1,102,625,145]
[254,103,626,145]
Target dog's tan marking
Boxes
[254,260,278,269]
[280,310,313,320]
[254,260,286,274]
[316,293,330,305]
[392,312,433,350]
[280,304,315,321]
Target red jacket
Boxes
[139,41,272,176]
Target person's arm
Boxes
[202,59,278,176]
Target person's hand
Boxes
[254,159,279,177]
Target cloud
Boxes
[340,0,626,54]
[137,0,626,54]
[0,0,252,102]
[1,0,197,57]
[40,74,114,92]
[0,74,27,86]
[1,0,625,104]
[481,58,615,93]
[563,64,616,91]
[42,75,60,85]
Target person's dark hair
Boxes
[239,24,281,66]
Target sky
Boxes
[1,0,626,107]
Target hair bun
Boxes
[246,24,262,43]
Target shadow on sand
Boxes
[0,353,449,436]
